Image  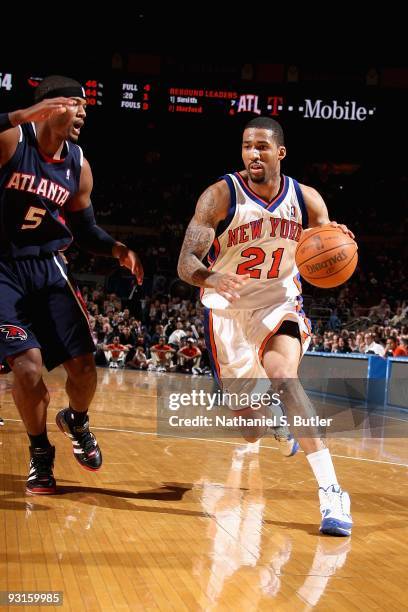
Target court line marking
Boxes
[3,418,406,467]
[87,427,408,467]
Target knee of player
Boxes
[65,355,97,379]
[78,362,97,384]
[12,360,43,388]
[266,364,298,380]
[67,362,97,389]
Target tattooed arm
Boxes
[178,180,249,303]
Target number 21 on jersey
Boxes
[236,247,284,279]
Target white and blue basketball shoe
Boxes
[269,402,299,457]
[274,431,299,457]
[319,485,353,536]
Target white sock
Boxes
[307,448,339,489]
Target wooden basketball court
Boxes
[0,367,407,611]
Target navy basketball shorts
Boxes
[0,253,95,370]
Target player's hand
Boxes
[211,272,250,303]
[9,98,77,126]
[328,221,355,240]
[113,244,144,285]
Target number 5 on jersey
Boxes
[21,206,46,230]
[236,247,284,279]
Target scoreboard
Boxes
[117,81,152,111]
[0,72,152,114]
[0,71,387,125]
[83,79,104,108]
[166,85,378,121]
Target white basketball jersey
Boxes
[201,172,308,310]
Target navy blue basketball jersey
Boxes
[0,123,82,257]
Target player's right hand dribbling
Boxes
[210,272,250,303]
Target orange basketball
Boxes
[295,225,358,288]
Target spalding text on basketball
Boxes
[306,250,348,274]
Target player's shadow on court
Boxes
[53,481,221,518]
[0,498,50,511]
[0,472,55,511]
[56,482,204,513]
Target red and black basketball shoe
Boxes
[56,408,102,471]
[26,446,56,495]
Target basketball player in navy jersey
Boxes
[178,116,354,536]
[0,75,143,494]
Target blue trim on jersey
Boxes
[203,307,220,385]
[207,237,220,264]
[215,174,237,237]
[234,172,289,212]
[296,291,312,334]
[293,178,308,228]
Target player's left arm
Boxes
[65,157,143,284]
[300,183,355,239]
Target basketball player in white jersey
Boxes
[178,116,354,536]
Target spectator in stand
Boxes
[103,295,114,313]
[308,335,324,352]
[385,336,408,357]
[389,304,408,327]
[168,321,187,347]
[104,337,128,368]
[150,337,175,372]
[85,295,99,314]
[363,332,384,356]
[177,338,202,373]
[169,296,181,312]
[135,333,149,354]
[151,324,166,345]
[323,338,332,353]
[327,309,342,332]
[337,337,352,353]
[127,346,149,370]
[119,325,137,347]
[119,326,137,363]
[129,319,141,335]
[348,333,358,352]
[121,308,131,323]
[369,298,391,323]
[355,333,365,353]
[323,340,332,353]
[397,337,408,356]
[157,303,168,323]
[351,298,365,318]
[149,299,161,320]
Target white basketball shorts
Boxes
[204,299,311,381]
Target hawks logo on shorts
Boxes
[0,325,28,341]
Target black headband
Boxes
[38,85,86,101]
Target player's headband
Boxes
[38,85,86,101]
